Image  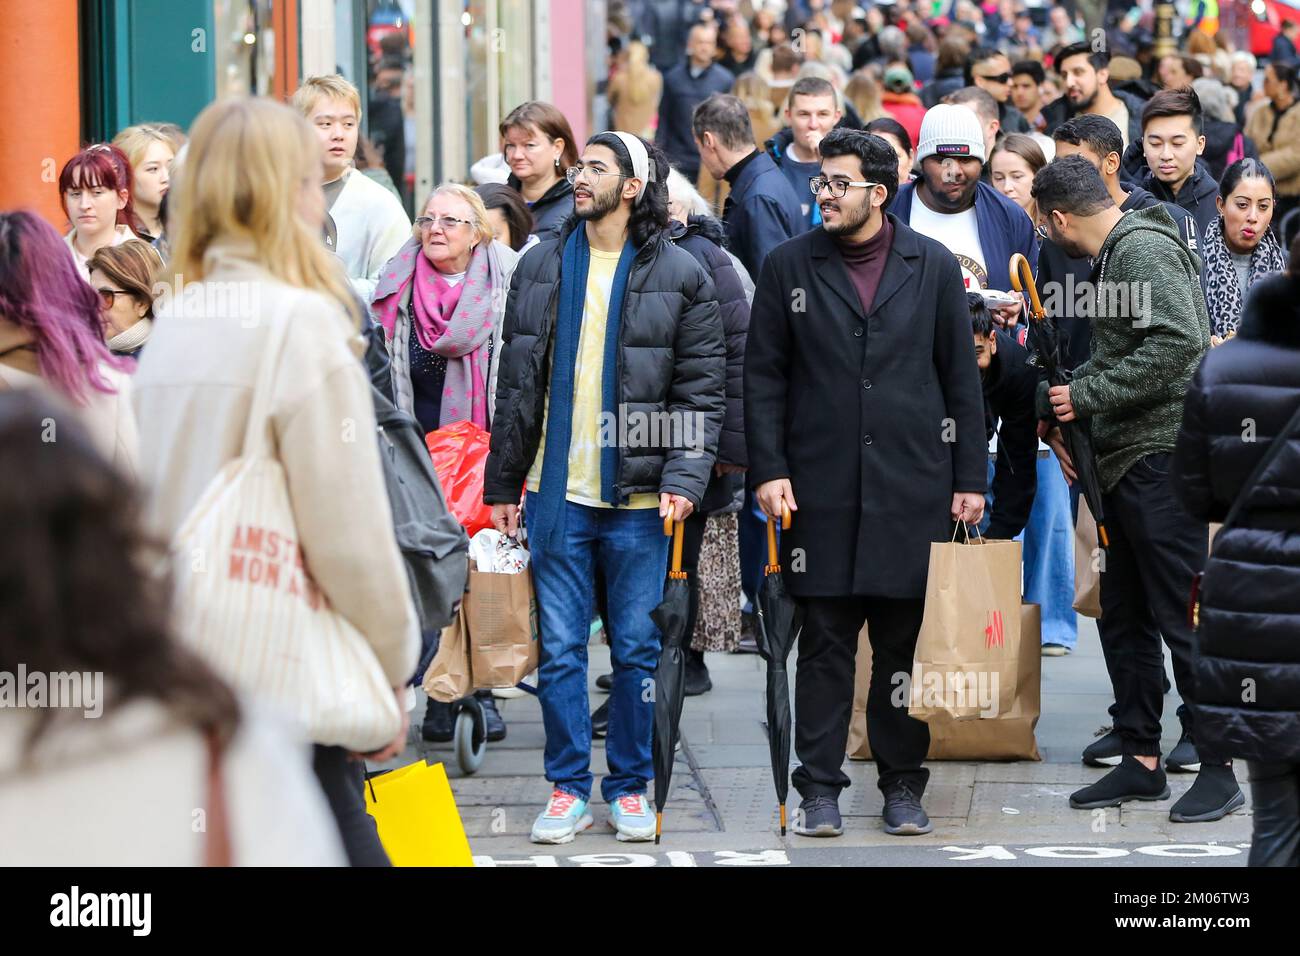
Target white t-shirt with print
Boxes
[907,201,988,290]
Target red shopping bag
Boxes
[425,420,493,536]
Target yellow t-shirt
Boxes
[526,247,659,509]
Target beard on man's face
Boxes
[821,193,875,236]
[574,178,624,221]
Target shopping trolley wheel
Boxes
[454,695,487,774]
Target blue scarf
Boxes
[529,226,636,549]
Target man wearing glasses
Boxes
[966,47,1031,136]
[485,132,725,845]
[745,128,987,838]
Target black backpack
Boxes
[363,322,469,638]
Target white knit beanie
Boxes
[915,103,987,165]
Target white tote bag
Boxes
[170,318,399,753]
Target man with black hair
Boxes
[746,127,987,839]
[1010,59,1048,133]
[970,293,1040,539]
[1130,88,1220,239]
[1041,114,1197,371]
[1043,42,1145,149]
[1031,157,1243,823]
[485,132,725,845]
[966,45,1032,134]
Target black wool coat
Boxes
[744,215,988,598]
[1173,272,1300,763]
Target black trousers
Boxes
[312,745,391,867]
[791,595,929,799]
[675,507,709,657]
[1096,454,1208,758]
[1246,761,1300,867]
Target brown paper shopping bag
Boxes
[464,565,539,689]
[1073,496,1102,618]
[908,534,1022,721]
[423,605,473,703]
[848,605,1041,761]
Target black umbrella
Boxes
[648,508,689,843]
[755,502,803,835]
[1010,253,1111,553]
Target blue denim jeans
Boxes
[737,487,769,612]
[1022,453,1078,648]
[526,493,669,803]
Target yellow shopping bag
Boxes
[363,760,473,867]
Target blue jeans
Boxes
[526,493,669,803]
[738,487,771,611]
[1023,453,1078,648]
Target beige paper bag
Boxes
[1073,496,1102,618]
[423,605,474,703]
[464,565,539,689]
[848,605,1041,761]
[908,537,1023,721]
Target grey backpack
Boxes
[365,324,469,635]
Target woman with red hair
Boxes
[0,211,138,478]
[59,143,140,278]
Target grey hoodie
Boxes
[1070,205,1211,491]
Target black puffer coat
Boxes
[506,174,575,242]
[484,217,726,508]
[670,214,750,513]
[1173,272,1300,763]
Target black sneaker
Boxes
[1169,765,1245,822]
[595,673,612,692]
[591,699,609,739]
[476,690,507,742]
[684,649,713,696]
[420,698,454,743]
[1165,714,1201,773]
[882,783,932,835]
[792,796,843,837]
[1082,727,1123,767]
[1070,755,1170,809]
[734,611,760,654]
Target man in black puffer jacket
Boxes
[484,132,724,845]
[1173,268,1300,866]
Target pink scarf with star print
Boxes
[372,238,495,429]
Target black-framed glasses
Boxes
[809,176,881,198]
[565,164,625,185]
[415,215,473,232]
[96,287,131,310]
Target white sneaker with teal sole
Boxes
[608,792,657,842]
[531,790,594,845]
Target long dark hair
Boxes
[587,132,670,249]
[0,390,240,754]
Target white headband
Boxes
[607,131,654,204]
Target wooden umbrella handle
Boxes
[765,501,791,571]
[663,504,685,578]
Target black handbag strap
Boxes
[1219,398,1300,535]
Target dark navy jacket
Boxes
[655,60,735,178]
[890,179,1039,294]
[721,149,803,282]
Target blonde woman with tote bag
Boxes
[132,97,420,866]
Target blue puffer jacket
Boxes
[1173,271,1300,763]
[889,179,1039,293]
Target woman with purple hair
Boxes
[0,210,139,479]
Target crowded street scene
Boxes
[1,0,1298,923]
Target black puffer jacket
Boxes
[669,215,747,469]
[506,174,575,242]
[484,217,726,508]
[1173,272,1300,763]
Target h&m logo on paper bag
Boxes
[985,609,1005,649]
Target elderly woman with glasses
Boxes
[372,183,521,437]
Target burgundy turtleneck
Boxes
[836,215,894,317]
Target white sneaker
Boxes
[530,790,594,844]
[608,792,657,842]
